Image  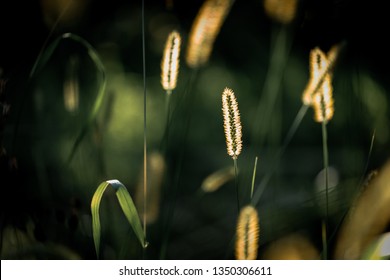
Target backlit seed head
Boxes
[186,0,233,68]
[222,87,242,160]
[161,31,181,93]
[235,205,260,260]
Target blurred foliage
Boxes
[0,0,390,259]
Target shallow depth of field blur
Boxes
[1,0,390,260]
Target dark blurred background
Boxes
[0,0,389,260]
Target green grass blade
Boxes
[90,181,110,258]
[91,179,147,258]
[113,181,147,248]
[64,33,107,163]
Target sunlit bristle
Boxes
[301,47,335,123]
[186,0,233,68]
[302,48,327,106]
[302,45,341,108]
[312,78,334,123]
[161,31,181,94]
[235,205,260,260]
[222,87,242,160]
[263,0,298,24]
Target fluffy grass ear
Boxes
[235,205,260,260]
[186,0,233,68]
[91,179,146,258]
[161,31,181,94]
[222,87,242,160]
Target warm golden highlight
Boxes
[301,47,335,123]
[161,31,181,94]
[186,0,233,68]
[263,0,298,24]
[312,82,334,123]
[235,205,260,260]
[201,166,235,192]
[222,87,242,160]
[302,45,341,107]
[334,160,390,259]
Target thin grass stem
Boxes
[321,120,329,260]
[250,157,258,200]
[252,104,309,206]
[321,220,327,260]
[141,0,147,258]
[252,26,290,147]
[159,69,199,259]
[234,158,239,211]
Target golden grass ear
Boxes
[161,31,181,94]
[301,44,342,110]
[185,0,233,68]
[312,80,334,123]
[222,87,243,160]
[302,48,327,106]
[301,47,335,123]
[235,205,260,260]
[263,0,298,24]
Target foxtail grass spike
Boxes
[301,47,335,123]
[161,31,181,94]
[222,87,242,160]
[302,48,328,106]
[186,0,233,68]
[235,205,260,260]
[263,0,298,24]
[302,44,341,107]
[312,84,334,123]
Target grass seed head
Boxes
[186,0,233,68]
[222,87,242,160]
[161,31,181,93]
[235,205,260,260]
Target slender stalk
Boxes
[250,157,258,200]
[321,120,329,260]
[252,104,309,206]
[322,220,327,260]
[141,0,147,255]
[160,92,172,151]
[252,26,290,147]
[234,158,239,210]
[159,69,198,259]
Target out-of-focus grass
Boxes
[0,1,389,260]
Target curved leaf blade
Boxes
[114,182,147,248]
[90,181,110,258]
